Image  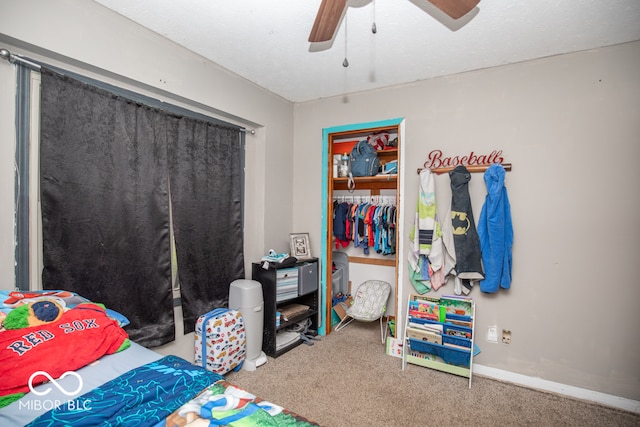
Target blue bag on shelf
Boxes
[350,140,380,177]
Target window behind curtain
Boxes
[38,67,245,346]
[14,62,41,291]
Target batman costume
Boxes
[449,165,484,294]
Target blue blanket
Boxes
[27,355,223,427]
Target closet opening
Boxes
[320,118,405,336]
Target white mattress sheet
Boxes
[0,341,162,426]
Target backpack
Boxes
[350,140,380,177]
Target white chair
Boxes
[334,280,391,343]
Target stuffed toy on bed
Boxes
[0,290,130,329]
[2,299,64,330]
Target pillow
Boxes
[0,290,130,328]
[105,308,130,327]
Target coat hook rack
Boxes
[417,163,512,175]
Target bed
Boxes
[0,290,319,426]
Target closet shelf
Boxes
[333,174,397,191]
[348,256,396,267]
[416,163,512,175]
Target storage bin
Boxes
[298,261,318,296]
[332,251,349,295]
[276,267,298,302]
[331,268,344,296]
[276,267,298,281]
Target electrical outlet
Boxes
[487,325,498,343]
[502,329,511,344]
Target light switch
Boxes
[487,325,498,343]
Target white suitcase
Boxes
[194,308,246,374]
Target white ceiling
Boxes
[93,0,640,103]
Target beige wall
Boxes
[293,41,640,401]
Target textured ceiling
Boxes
[93,0,640,103]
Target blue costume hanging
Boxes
[478,163,513,293]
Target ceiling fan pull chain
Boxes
[372,0,377,34]
[343,14,349,68]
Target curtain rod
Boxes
[1,47,256,135]
[0,48,41,70]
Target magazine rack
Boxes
[401,294,475,388]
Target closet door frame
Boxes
[320,117,406,335]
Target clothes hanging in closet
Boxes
[333,199,396,256]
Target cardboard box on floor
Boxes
[333,296,353,320]
[331,281,352,326]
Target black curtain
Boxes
[40,69,174,347]
[39,68,245,345]
[168,117,245,334]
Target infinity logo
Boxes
[28,371,83,397]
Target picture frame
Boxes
[290,233,312,260]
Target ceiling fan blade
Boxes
[309,0,347,43]
[427,0,481,20]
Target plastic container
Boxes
[229,279,268,371]
[338,153,350,177]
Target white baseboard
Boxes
[473,364,640,414]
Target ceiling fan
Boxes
[308,0,481,43]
